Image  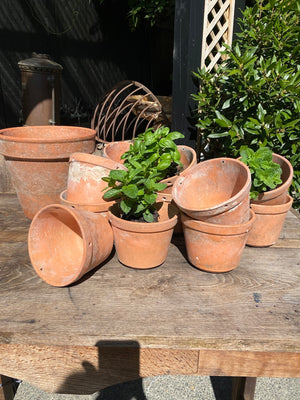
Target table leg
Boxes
[0,375,16,400]
[232,377,257,400]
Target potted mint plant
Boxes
[239,146,293,247]
[103,126,183,268]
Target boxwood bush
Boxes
[192,0,299,207]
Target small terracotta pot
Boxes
[28,204,113,287]
[243,153,293,206]
[108,203,178,269]
[181,209,256,273]
[60,190,114,216]
[0,126,96,219]
[247,195,293,247]
[103,140,132,164]
[172,158,251,225]
[66,152,125,204]
[160,145,197,194]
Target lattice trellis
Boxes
[201,0,236,71]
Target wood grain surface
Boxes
[0,194,299,393]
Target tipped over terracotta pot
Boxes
[172,158,251,225]
[66,152,125,204]
[28,204,113,286]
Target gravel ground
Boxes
[14,376,300,400]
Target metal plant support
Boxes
[91,81,170,144]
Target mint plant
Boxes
[192,0,299,207]
[240,146,282,200]
[102,126,184,222]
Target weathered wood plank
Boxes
[0,344,298,394]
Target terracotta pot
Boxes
[250,153,294,205]
[28,204,113,287]
[172,158,251,225]
[60,190,114,216]
[160,145,197,194]
[247,195,293,247]
[103,140,132,164]
[66,152,125,204]
[181,209,256,273]
[0,126,96,219]
[156,192,182,234]
[108,203,178,269]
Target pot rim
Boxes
[173,157,251,216]
[250,194,293,215]
[108,204,178,233]
[60,190,114,212]
[0,126,96,144]
[69,152,126,170]
[181,209,255,236]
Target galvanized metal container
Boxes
[18,53,63,125]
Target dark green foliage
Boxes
[192,0,299,207]
[240,146,282,199]
[103,126,184,222]
[127,0,174,30]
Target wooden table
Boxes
[0,194,299,399]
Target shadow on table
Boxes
[57,340,146,399]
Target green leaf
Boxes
[143,209,154,223]
[159,137,176,149]
[120,198,133,214]
[109,169,127,182]
[154,182,168,191]
[215,111,232,128]
[144,193,157,204]
[167,131,184,141]
[103,187,122,200]
[122,184,139,199]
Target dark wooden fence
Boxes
[0,0,174,129]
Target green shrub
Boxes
[192,0,300,207]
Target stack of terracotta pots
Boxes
[172,158,255,273]
[246,153,294,247]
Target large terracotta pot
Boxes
[172,158,251,225]
[28,204,113,287]
[108,203,178,269]
[0,126,96,219]
[66,152,125,204]
[247,195,293,247]
[181,209,255,273]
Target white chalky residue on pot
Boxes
[68,162,110,183]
